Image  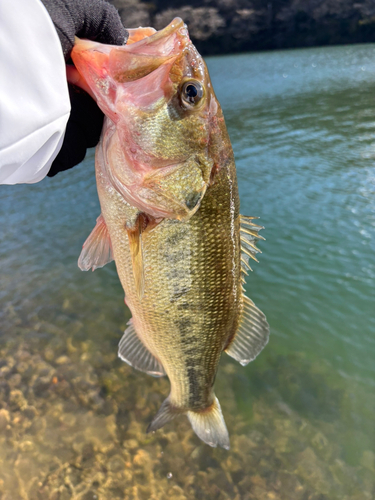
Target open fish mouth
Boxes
[72,18,190,88]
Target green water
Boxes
[1,44,374,499]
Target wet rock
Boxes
[0,381,10,401]
[167,485,187,500]
[65,466,82,488]
[133,449,152,469]
[273,472,304,500]
[8,373,22,388]
[100,398,118,416]
[14,350,31,362]
[52,378,71,399]
[8,389,27,410]
[28,416,47,435]
[296,447,332,495]
[79,443,96,469]
[107,454,126,473]
[125,420,143,439]
[59,412,76,427]
[0,365,12,378]
[81,491,99,500]
[16,361,33,377]
[14,455,40,486]
[22,405,37,420]
[0,409,10,430]
[123,439,139,451]
[18,439,34,452]
[44,347,55,362]
[248,429,265,444]
[55,356,71,365]
[32,376,52,397]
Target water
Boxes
[1,44,374,499]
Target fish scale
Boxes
[112,161,240,410]
[73,18,270,449]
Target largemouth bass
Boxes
[71,18,269,449]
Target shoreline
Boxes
[109,0,375,56]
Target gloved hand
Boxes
[41,0,128,177]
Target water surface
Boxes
[0,44,374,499]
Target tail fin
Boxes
[187,396,230,450]
[147,395,230,450]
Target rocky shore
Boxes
[109,0,375,55]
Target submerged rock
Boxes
[0,325,372,500]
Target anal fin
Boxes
[147,396,177,432]
[118,320,166,377]
[78,214,113,271]
[225,295,270,366]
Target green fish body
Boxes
[73,18,269,449]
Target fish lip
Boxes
[114,17,189,56]
[73,18,188,55]
[73,36,98,51]
[135,17,187,46]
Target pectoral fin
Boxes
[126,217,145,300]
[78,214,113,271]
[225,295,270,366]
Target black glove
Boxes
[41,0,128,177]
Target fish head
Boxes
[71,18,227,221]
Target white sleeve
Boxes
[0,0,71,184]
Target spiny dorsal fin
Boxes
[126,218,145,300]
[78,214,113,271]
[240,215,265,275]
[118,320,166,377]
[225,295,269,366]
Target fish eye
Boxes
[181,80,204,107]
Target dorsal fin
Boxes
[225,295,270,366]
[78,214,113,271]
[240,215,265,274]
[118,320,166,377]
[227,215,269,365]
